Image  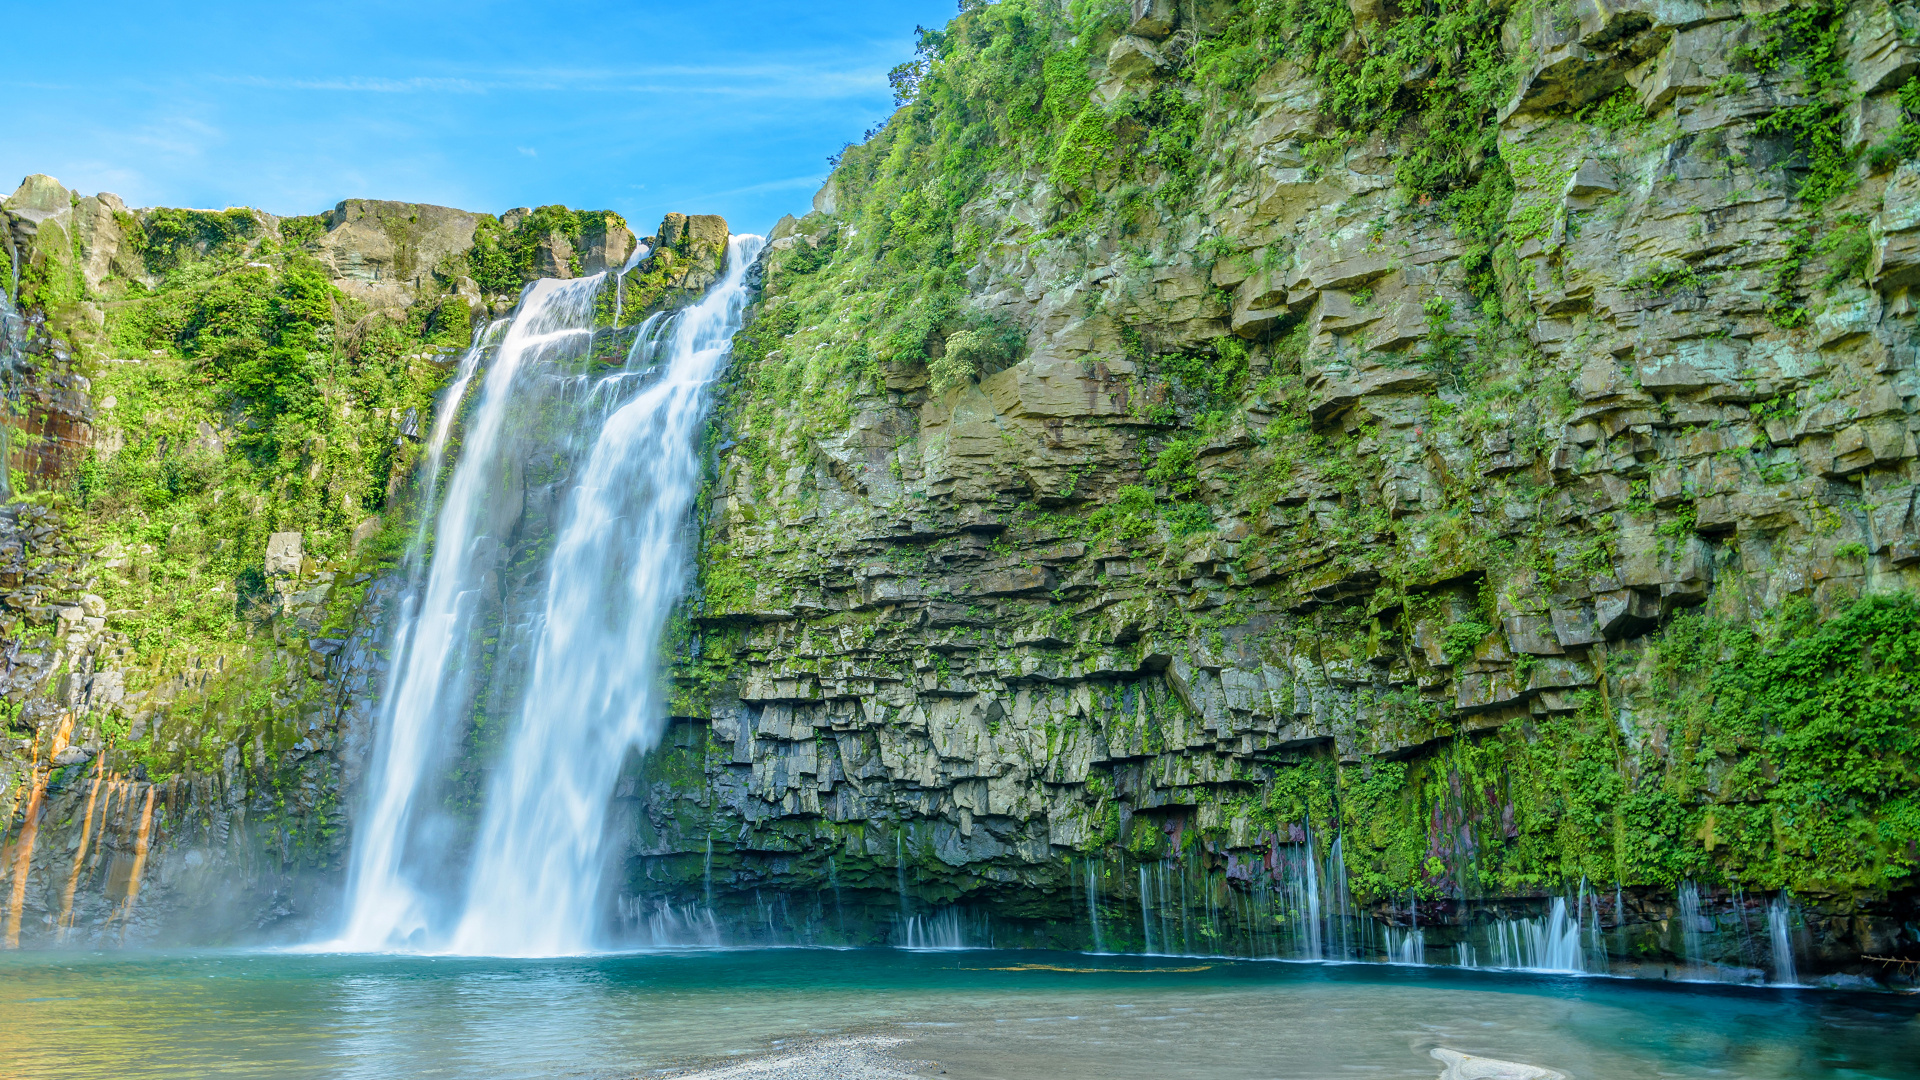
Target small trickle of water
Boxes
[1085,857,1106,953]
[1386,927,1425,965]
[899,907,972,951]
[703,836,714,910]
[612,242,652,323]
[1678,881,1706,976]
[1326,834,1353,960]
[1302,820,1323,960]
[1138,865,1155,954]
[1768,894,1799,986]
[895,829,911,916]
[0,281,24,502]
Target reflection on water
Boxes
[1,949,1915,1079]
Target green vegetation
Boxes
[1868,76,1920,169]
[0,207,501,785]
[134,208,261,273]
[1159,592,1920,903]
[722,0,1532,542]
[468,206,628,295]
[1745,0,1855,209]
[82,239,458,654]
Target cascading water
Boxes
[1678,880,1706,976]
[899,907,977,950]
[1387,927,1425,965]
[1084,857,1106,953]
[1479,898,1585,973]
[327,235,764,955]
[1768,895,1799,986]
[453,235,763,956]
[330,294,583,952]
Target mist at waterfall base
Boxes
[6,948,1917,1080]
[325,236,763,956]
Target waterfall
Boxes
[332,290,590,952]
[1085,856,1106,953]
[899,907,973,950]
[327,234,764,955]
[1678,880,1705,976]
[1387,926,1425,965]
[1478,898,1584,973]
[451,235,763,955]
[1768,895,1799,986]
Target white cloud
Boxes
[209,60,888,101]
[689,174,826,201]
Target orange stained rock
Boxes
[56,760,110,940]
[3,715,72,948]
[116,784,157,941]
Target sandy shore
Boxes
[648,1035,939,1080]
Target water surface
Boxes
[2,949,1915,1079]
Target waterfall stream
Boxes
[328,235,764,954]
[1769,895,1800,986]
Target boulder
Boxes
[1103,35,1167,94]
[537,231,576,279]
[311,200,481,309]
[51,745,93,767]
[265,532,304,577]
[812,178,839,215]
[577,214,636,274]
[2,173,74,231]
[1128,0,1176,38]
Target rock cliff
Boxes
[638,0,1920,983]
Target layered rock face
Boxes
[628,0,1920,982]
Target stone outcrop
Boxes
[613,212,732,319]
[307,199,483,311]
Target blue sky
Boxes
[1,0,956,235]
